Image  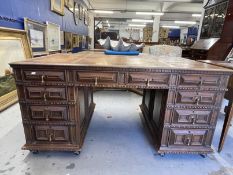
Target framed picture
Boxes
[0,27,32,111]
[51,0,65,16]
[74,2,79,25]
[60,31,65,50]
[24,18,47,56]
[226,47,233,62]
[46,22,61,51]
[64,32,73,51]
[79,5,83,20]
[84,10,88,25]
[72,34,79,48]
[65,0,74,12]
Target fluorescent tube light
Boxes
[132,19,153,23]
[94,10,114,14]
[136,12,164,16]
[162,25,180,29]
[174,21,197,24]
[128,24,146,27]
[192,14,202,17]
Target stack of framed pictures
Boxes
[0,27,32,111]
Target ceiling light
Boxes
[94,10,114,14]
[132,19,153,23]
[162,25,180,29]
[128,24,146,27]
[136,12,164,16]
[174,21,197,24]
[192,14,202,17]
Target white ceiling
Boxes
[88,0,205,28]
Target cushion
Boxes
[104,50,140,55]
[110,40,121,51]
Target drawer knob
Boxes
[49,134,53,142]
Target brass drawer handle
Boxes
[43,92,47,102]
[95,77,98,86]
[146,79,150,87]
[49,134,53,142]
[190,115,196,125]
[193,96,200,105]
[186,138,191,146]
[41,75,45,84]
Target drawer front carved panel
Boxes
[29,106,68,121]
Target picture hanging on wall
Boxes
[84,10,88,25]
[60,31,65,49]
[51,0,65,16]
[74,2,79,25]
[79,5,83,20]
[65,0,74,12]
[46,22,61,51]
[72,34,79,48]
[24,18,47,56]
[64,32,73,51]
[0,27,32,111]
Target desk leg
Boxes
[218,101,233,152]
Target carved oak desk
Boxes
[10,52,233,156]
[198,60,233,152]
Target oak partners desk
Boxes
[10,52,233,156]
[198,60,233,152]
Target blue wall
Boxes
[0,0,88,35]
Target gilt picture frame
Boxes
[64,32,73,51]
[24,18,47,56]
[51,0,65,16]
[74,2,79,25]
[46,21,61,51]
[65,0,74,12]
[60,31,65,50]
[72,34,79,48]
[0,27,32,111]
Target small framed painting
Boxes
[65,0,74,12]
[0,27,32,111]
[82,35,86,49]
[72,34,79,48]
[64,32,73,51]
[74,2,79,25]
[60,31,65,50]
[51,0,65,16]
[79,5,83,20]
[84,10,88,25]
[46,22,61,51]
[24,18,47,56]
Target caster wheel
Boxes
[159,153,165,157]
[200,154,207,158]
[31,150,39,154]
[74,151,81,155]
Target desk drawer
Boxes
[23,70,65,82]
[25,87,66,101]
[128,72,170,87]
[29,105,68,121]
[175,91,218,106]
[33,125,70,143]
[168,128,211,147]
[171,109,213,125]
[178,74,221,88]
[76,71,118,85]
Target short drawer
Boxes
[33,125,70,143]
[171,109,213,125]
[23,70,65,82]
[128,72,170,87]
[178,74,221,88]
[168,128,212,147]
[175,91,218,106]
[25,86,66,101]
[76,71,118,85]
[29,105,68,121]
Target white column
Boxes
[197,0,208,40]
[152,16,161,42]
